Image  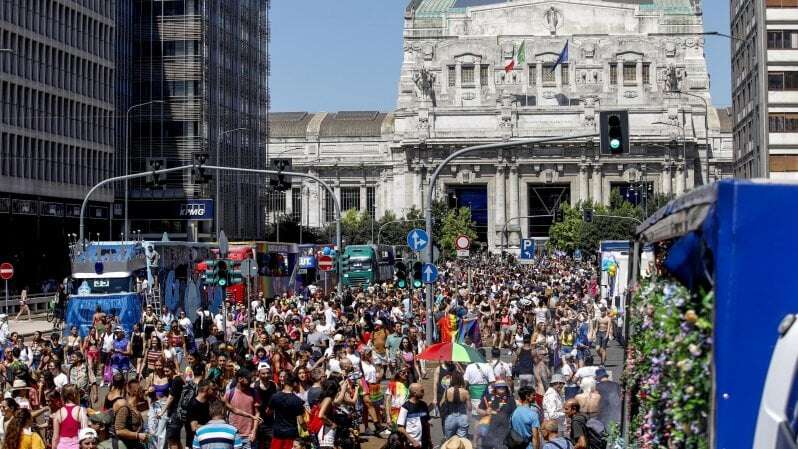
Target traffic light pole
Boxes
[422,133,598,345]
[593,214,643,225]
[79,164,345,295]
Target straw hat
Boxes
[11,380,29,391]
[443,436,473,449]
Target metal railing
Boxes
[1,293,53,316]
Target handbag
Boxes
[103,364,113,384]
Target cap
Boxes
[595,368,609,379]
[494,380,509,389]
[78,428,98,443]
[257,362,271,372]
[550,374,566,385]
[374,320,384,326]
[114,326,124,333]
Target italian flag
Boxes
[505,41,526,73]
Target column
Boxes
[285,188,294,217]
[636,60,644,96]
[413,167,423,209]
[359,184,367,213]
[333,184,341,223]
[508,165,519,246]
[579,164,589,203]
[675,164,685,196]
[495,165,506,246]
[616,60,623,103]
[662,164,672,197]
[592,164,602,205]
[536,61,543,96]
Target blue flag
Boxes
[550,41,569,72]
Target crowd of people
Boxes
[0,254,624,449]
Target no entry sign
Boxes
[455,235,471,250]
[0,263,13,281]
[317,255,334,272]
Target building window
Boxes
[642,63,651,84]
[768,30,798,49]
[265,190,286,213]
[291,187,302,222]
[561,64,569,85]
[528,65,536,85]
[448,65,456,87]
[542,64,556,85]
[768,71,798,90]
[366,186,376,219]
[767,0,798,7]
[341,187,360,212]
[623,63,637,84]
[610,64,618,85]
[461,66,475,85]
[480,65,489,85]
[768,113,798,132]
[324,190,335,223]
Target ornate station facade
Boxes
[268,0,733,250]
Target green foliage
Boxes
[547,188,670,254]
[439,207,478,257]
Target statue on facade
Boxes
[413,68,437,106]
[544,7,562,35]
[664,64,682,93]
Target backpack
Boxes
[173,381,199,423]
[572,414,607,449]
[307,403,324,434]
[505,405,542,449]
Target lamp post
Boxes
[217,128,247,239]
[676,90,711,182]
[125,100,164,240]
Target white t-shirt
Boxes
[54,373,68,390]
[464,362,495,386]
[178,317,192,332]
[491,360,513,381]
[102,333,115,352]
[575,365,598,383]
[346,353,361,368]
[361,360,378,384]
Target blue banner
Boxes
[66,294,143,337]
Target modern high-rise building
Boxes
[0,1,116,288]
[732,0,798,179]
[122,0,269,241]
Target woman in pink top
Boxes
[52,385,88,449]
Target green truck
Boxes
[340,244,395,287]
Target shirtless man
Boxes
[595,308,613,365]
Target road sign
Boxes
[519,239,536,264]
[0,263,13,281]
[317,255,334,272]
[422,263,438,284]
[455,235,471,250]
[456,249,470,258]
[407,229,429,252]
[240,258,258,278]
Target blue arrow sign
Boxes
[407,228,429,252]
[520,239,536,262]
[422,263,438,284]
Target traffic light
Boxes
[270,158,292,192]
[339,253,350,274]
[395,262,407,289]
[600,110,629,155]
[145,158,166,189]
[412,261,423,288]
[554,207,564,223]
[192,153,212,184]
[215,259,230,287]
[583,209,593,223]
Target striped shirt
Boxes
[192,420,243,449]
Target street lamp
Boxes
[0,49,13,53]
[652,120,687,161]
[217,127,248,239]
[125,100,164,240]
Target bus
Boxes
[212,242,299,302]
[341,244,395,287]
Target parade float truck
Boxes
[68,241,213,336]
[627,179,798,449]
[340,244,395,287]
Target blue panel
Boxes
[600,241,630,251]
[713,181,798,449]
[453,187,488,226]
[66,294,143,337]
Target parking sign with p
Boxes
[519,239,535,264]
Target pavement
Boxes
[8,317,58,338]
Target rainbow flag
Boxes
[457,317,481,347]
[437,313,458,343]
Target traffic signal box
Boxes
[600,110,629,155]
[192,152,212,184]
[270,158,292,191]
[339,253,350,274]
[554,208,564,223]
[202,259,242,287]
[583,209,593,223]
[412,261,423,288]
[395,262,407,289]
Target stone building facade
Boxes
[269,0,733,250]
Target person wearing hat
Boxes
[77,428,98,449]
[87,411,124,449]
[542,374,566,432]
[441,436,472,449]
[594,368,621,429]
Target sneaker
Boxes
[379,429,392,438]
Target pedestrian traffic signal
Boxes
[412,261,423,288]
[215,259,230,287]
[145,158,166,189]
[600,110,629,155]
[583,209,593,223]
[270,158,292,192]
[555,208,564,223]
[395,262,407,288]
[339,254,350,274]
[192,153,212,184]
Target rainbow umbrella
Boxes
[418,341,486,363]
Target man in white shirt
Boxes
[489,348,513,391]
[542,374,566,432]
[574,355,599,384]
[464,352,496,415]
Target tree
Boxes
[439,207,478,257]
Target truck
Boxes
[340,244,395,287]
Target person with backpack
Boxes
[564,400,606,449]
[540,419,571,449]
[223,369,260,449]
[508,386,541,449]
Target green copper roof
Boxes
[415,0,456,17]
[639,0,694,15]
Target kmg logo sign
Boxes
[178,200,213,220]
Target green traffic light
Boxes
[413,279,422,288]
[610,138,620,149]
[218,278,227,287]
[398,279,406,288]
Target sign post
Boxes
[422,263,438,284]
[455,235,471,258]
[317,255,334,272]
[0,263,14,315]
[519,239,536,264]
[407,229,429,253]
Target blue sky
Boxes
[270,0,731,112]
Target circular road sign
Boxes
[455,235,471,250]
[0,263,13,281]
[317,255,334,272]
